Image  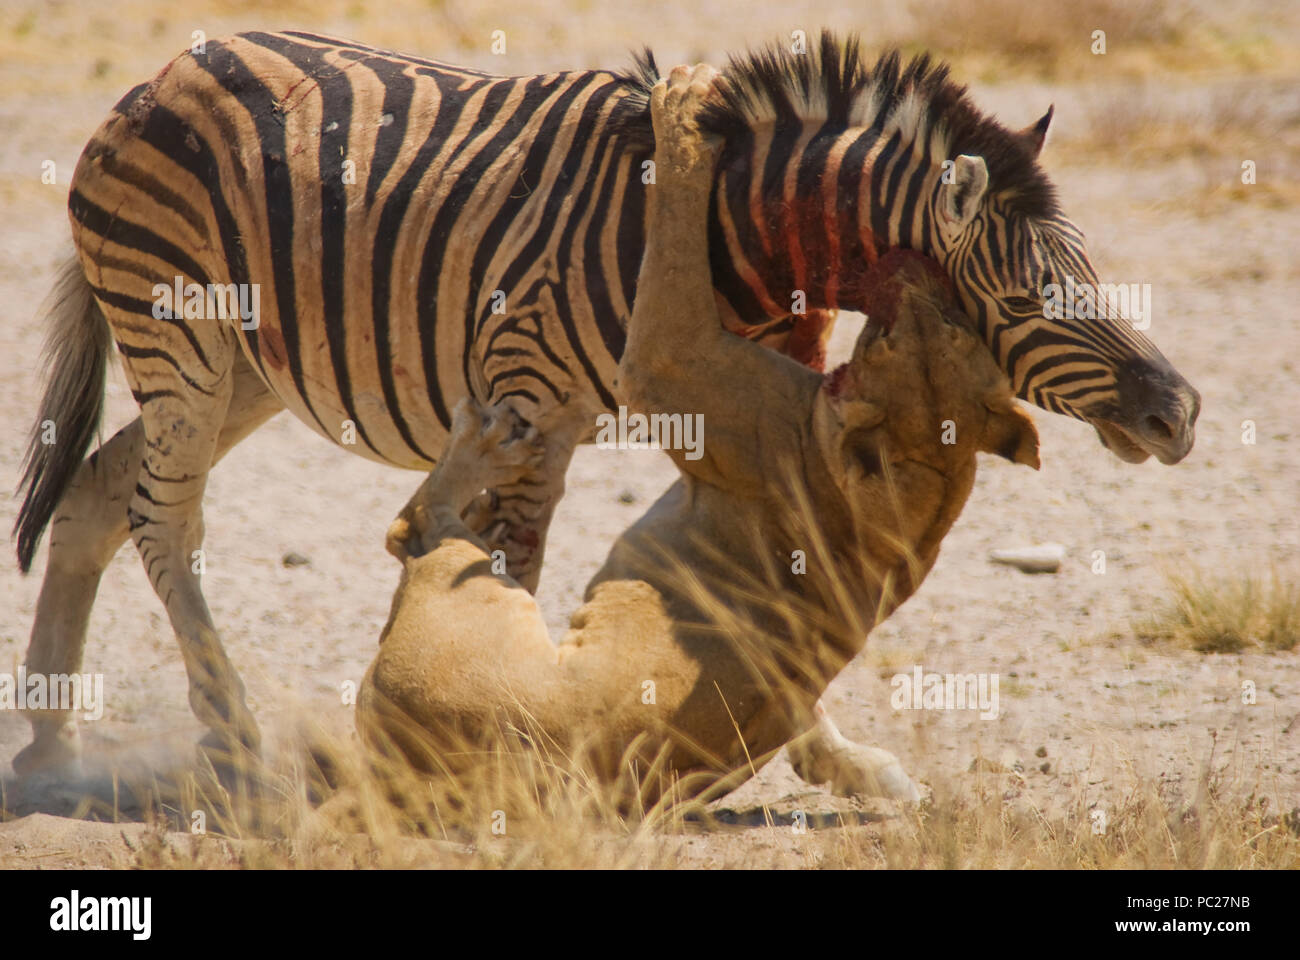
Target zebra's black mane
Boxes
[614,31,1060,221]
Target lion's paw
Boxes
[651,63,722,173]
[444,397,546,493]
[827,744,925,804]
[792,737,924,804]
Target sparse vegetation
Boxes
[902,0,1295,81]
[2,0,1297,101]
[1045,81,1300,215]
[1055,80,1300,164]
[9,718,1297,869]
[1137,567,1300,653]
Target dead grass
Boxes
[1068,82,1300,160]
[9,496,1290,869]
[4,527,1296,869]
[1137,567,1300,653]
[1050,81,1300,214]
[35,714,1295,869]
[904,0,1295,81]
[0,0,1294,103]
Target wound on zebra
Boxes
[356,66,1040,809]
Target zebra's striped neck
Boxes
[705,120,943,322]
[620,34,1062,332]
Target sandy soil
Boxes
[0,0,1297,866]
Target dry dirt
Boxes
[0,0,1297,867]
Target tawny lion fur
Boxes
[356,66,1041,806]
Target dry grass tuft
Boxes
[911,0,1183,65]
[28,495,1288,869]
[1,0,1295,104]
[5,445,1294,869]
[1137,567,1300,653]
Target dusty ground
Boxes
[0,0,1297,867]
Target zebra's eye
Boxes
[1002,295,1038,312]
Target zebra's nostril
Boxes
[1143,414,1174,442]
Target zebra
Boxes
[12,30,1199,774]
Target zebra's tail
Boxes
[14,256,112,573]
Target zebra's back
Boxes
[70,30,651,469]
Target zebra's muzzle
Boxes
[1077,349,1201,465]
[1091,419,1156,464]
[1089,372,1200,466]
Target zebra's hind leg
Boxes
[126,342,270,766]
[14,352,282,776]
[14,418,146,776]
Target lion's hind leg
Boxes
[787,701,923,803]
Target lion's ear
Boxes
[850,328,893,369]
[829,399,886,480]
[982,400,1040,469]
[840,398,885,431]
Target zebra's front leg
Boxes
[385,397,543,562]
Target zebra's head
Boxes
[624,34,1200,465]
[932,112,1200,464]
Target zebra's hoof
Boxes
[12,723,83,778]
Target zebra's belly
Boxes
[233,312,458,471]
[236,300,613,472]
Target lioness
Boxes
[357,66,1040,806]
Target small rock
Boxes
[1035,745,1048,758]
[618,490,636,504]
[282,552,311,568]
[988,543,1065,574]
[1040,762,1052,774]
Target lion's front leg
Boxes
[615,65,819,489]
[615,64,726,407]
[386,397,543,563]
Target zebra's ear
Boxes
[1017,105,1054,158]
[939,155,988,233]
